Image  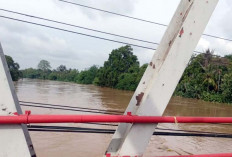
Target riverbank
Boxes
[19,46,232,104]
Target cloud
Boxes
[0,0,231,71]
[218,1,232,37]
[198,38,210,50]
[65,0,137,20]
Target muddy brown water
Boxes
[15,79,232,157]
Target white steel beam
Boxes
[0,43,35,157]
[106,0,218,156]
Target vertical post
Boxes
[0,43,36,157]
[106,0,218,156]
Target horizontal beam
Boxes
[106,153,232,157]
[1,111,232,124]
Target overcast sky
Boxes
[0,0,232,70]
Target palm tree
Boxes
[203,72,217,92]
[203,49,214,67]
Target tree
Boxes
[37,60,51,71]
[5,55,21,81]
[224,54,232,62]
[174,50,230,102]
[116,64,147,91]
[175,54,209,98]
[22,68,41,79]
[77,65,98,84]
[136,63,148,84]
[57,65,67,72]
[221,72,232,103]
[96,45,139,88]
[202,49,214,67]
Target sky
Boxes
[0,0,232,70]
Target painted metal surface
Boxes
[1,113,232,124]
[106,0,218,156]
[106,153,232,157]
[0,43,35,157]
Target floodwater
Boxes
[15,79,232,157]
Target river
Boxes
[15,79,232,157]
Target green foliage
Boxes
[21,45,145,91]
[76,65,98,84]
[93,77,99,85]
[116,64,148,91]
[19,46,232,104]
[22,62,79,82]
[22,68,41,79]
[175,55,205,99]
[23,62,98,85]
[224,54,232,62]
[116,73,138,91]
[175,49,232,103]
[57,65,67,72]
[221,73,232,103]
[201,91,223,103]
[48,72,58,80]
[96,45,139,88]
[136,63,148,83]
[5,55,21,81]
[37,60,51,71]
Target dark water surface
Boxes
[15,79,232,157]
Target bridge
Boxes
[1,0,231,156]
